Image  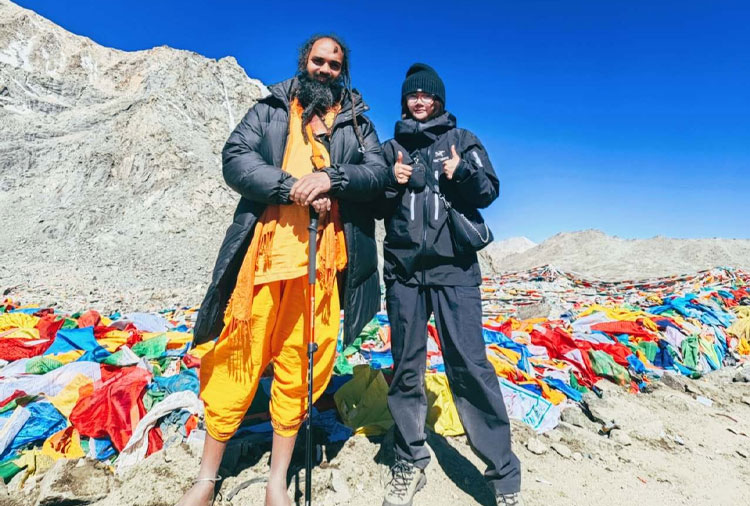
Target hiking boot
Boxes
[496,492,524,506]
[382,459,426,506]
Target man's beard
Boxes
[296,72,344,130]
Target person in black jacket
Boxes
[379,64,523,506]
[178,35,387,506]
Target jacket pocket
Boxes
[386,191,422,248]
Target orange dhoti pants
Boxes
[199,275,340,440]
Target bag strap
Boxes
[434,187,491,243]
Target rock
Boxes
[509,419,536,443]
[545,430,563,443]
[551,443,572,459]
[741,396,750,407]
[554,422,577,434]
[684,383,705,396]
[581,392,617,426]
[733,367,750,383]
[661,371,689,392]
[35,458,111,506]
[561,407,600,432]
[7,471,26,494]
[572,452,583,462]
[22,476,40,495]
[329,469,352,503]
[526,438,548,455]
[630,420,666,442]
[611,430,633,446]
[516,301,551,320]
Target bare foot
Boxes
[175,480,215,506]
[264,477,291,506]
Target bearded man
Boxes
[177,34,387,506]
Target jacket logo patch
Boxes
[435,150,445,157]
[433,156,449,163]
[471,151,483,167]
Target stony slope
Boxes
[0,0,265,311]
[497,229,750,279]
[478,236,536,273]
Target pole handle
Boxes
[308,208,319,285]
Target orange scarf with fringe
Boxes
[218,99,347,342]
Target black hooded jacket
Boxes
[193,78,388,346]
[378,112,499,286]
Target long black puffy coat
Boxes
[379,112,499,286]
[193,78,388,346]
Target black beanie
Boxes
[401,63,445,105]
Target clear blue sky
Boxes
[16,0,750,242]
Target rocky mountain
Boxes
[0,0,265,311]
[2,0,748,313]
[497,229,750,280]
[478,236,536,273]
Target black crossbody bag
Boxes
[435,188,494,255]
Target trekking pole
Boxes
[305,208,319,506]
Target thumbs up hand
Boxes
[442,145,460,180]
[393,151,413,185]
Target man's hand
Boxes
[310,195,331,219]
[442,145,460,180]
[393,151,413,185]
[290,172,332,205]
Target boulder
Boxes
[35,459,111,506]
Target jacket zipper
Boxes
[433,169,439,221]
[326,121,352,330]
[421,184,428,287]
[421,148,433,286]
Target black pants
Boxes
[385,280,521,494]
